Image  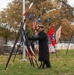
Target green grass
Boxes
[0,50,74,75]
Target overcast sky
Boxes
[0,0,12,11]
[0,0,74,11]
[68,0,74,7]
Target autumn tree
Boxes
[0,0,74,41]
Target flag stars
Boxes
[52,34,55,40]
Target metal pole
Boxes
[22,0,25,22]
[22,0,26,61]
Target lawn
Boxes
[0,50,74,75]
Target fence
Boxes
[0,40,74,55]
[0,40,23,55]
[55,43,74,50]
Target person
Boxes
[29,25,51,68]
[33,30,39,54]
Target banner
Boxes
[29,13,34,20]
[23,11,26,16]
[29,2,34,9]
[38,15,41,23]
[48,25,56,46]
[23,2,33,16]
[33,21,36,31]
[56,25,62,43]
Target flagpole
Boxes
[22,0,26,61]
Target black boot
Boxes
[45,60,51,68]
[42,61,45,69]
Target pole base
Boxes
[21,58,27,62]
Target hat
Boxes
[38,25,44,28]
